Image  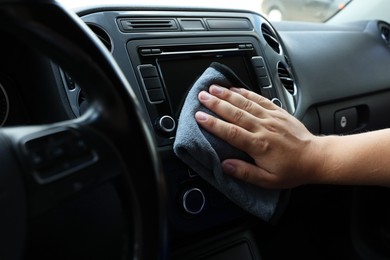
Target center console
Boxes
[127,36,285,232]
[73,9,294,235]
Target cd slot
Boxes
[142,48,245,56]
[139,42,254,57]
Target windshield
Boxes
[260,0,352,22]
[58,0,352,23]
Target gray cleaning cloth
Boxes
[173,62,281,221]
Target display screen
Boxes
[157,55,254,117]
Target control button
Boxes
[140,48,152,55]
[143,77,163,90]
[156,115,176,134]
[260,88,272,99]
[251,56,265,67]
[252,57,272,88]
[24,130,98,184]
[147,89,165,102]
[334,107,358,133]
[258,76,271,87]
[255,67,267,77]
[151,48,162,54]
[139,65,159,78]
[182,188,205,215]
[271,98,283,108]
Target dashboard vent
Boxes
[87,24,112,52]
[261,23,280,53]
[277,62,295,95]
[118,18,179,32]
[379,22,390,45]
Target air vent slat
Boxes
[118,18,179,32]
[277,63,296,95]
[261,24,280,54]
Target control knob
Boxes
[182,187,205,215]
[156,115,176,134]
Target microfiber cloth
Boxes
[173,62,282,221]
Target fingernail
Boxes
[210,85,222,95]
[222,163,235,175]
[198,91,211,101]
[195,111,209,121]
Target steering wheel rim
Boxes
[0,0,168,259]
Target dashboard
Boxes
[74,8,390,258]
[3,2,390,259]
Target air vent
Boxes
[261,23,280,53]
[379,22,390,45]
[118,18,179,32]
[87,24,112,52]
[277,62,295,95]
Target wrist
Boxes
[302,135,336,185]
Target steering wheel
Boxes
[0,0,168,259]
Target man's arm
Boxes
[195,85,390,189]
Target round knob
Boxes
[271,98,283,108]
[182,188,205,215]
[156,115,176,134]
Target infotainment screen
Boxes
[157,55,255,117]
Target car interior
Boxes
[1,0,390,259]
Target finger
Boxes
[221,159,280,189]
[194,111,257,152]
[230,87,282,111]
[208,85,269,119]
[198,90,262,132]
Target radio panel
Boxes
[127,37,280,146]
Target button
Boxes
[251,56,265,67]
[157,115,176,133]
[143,77,162,90]
[24,130,98,184]
[151,48,162,54]
[255,67,267,77]
[260,88,272,99]
[334,107,358,133]
[147,89,165,102]
[271,98,283,108]
[139,65,158,78]
[258,76,271,87]
[182,188,205,215]
[140,49,152,55]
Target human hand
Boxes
[195,85,324,189]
